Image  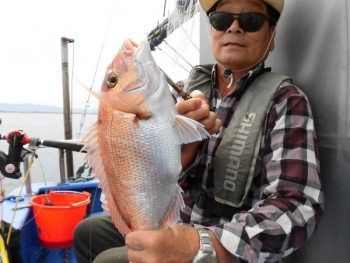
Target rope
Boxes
[77,0,118,140]
[0,227,9,263]
[6,155,35,246]
[70,41,75,129]
[0,182,9,263]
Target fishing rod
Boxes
[147,0,199,101]
[0,130,84,179]
[161,69,192,100]
[147,0,199,49]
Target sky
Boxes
[0,0,200,109]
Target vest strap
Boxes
[185,65,291,218]
[190,182,241,219]
[214,72,291,208]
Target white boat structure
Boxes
[0,0,349,262]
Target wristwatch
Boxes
[192,228,219,263]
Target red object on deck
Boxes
[29,190,91,249]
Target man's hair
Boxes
[266,3,280,26]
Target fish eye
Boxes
[106,71,118,88]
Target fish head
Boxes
[102,38,140,93]
[93,38,160,118]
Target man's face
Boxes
[210,0,276,71]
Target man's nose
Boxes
[227,16,243,33]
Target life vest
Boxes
[184,64,291,218]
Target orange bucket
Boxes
[30,190,91,248]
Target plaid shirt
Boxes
[172,64,324,263]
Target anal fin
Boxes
[159,185,185,229]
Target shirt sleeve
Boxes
[170,83,204,184]
[208,84,324,263]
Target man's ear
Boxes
[269,26,276,52]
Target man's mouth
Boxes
[224,42,244,47]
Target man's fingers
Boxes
[175,89,222,134]
[176,98,202,115]
[125,232,148,250]
[197,111,215,130]
[210,119,223,135]
[186,103,211,121]
[200,113,222,135]
[176,90,208,116]
[176,99,211,122]
[190,90,207,100]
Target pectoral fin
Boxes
[174,115,210,144]
[81,83,150,119]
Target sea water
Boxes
[0,112,97,195]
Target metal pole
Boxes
[23,158,32,194]
[61,37,74,181]
[59,149,66,184]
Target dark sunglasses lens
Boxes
[239,13,266,32]
[209,13,233,31]
[209,12,267,32]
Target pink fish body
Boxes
[81,39,209,235]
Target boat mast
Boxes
[60,37,74,182]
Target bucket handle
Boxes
[70,199,90,207]
[48,190,91,207]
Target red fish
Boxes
[81,39,209,235]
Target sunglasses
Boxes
[209,11,270,32]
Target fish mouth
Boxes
[122,38,139,56]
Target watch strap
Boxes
[192,228,219,263]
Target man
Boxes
[73,0,324,262]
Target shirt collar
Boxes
[211,63,271,93]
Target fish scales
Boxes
[81,38,210,235]
[99,102,180,230]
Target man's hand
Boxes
[126,224,239,263]
[176,90,222,170]
[126,224,199,263]
[176,90,222,135]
